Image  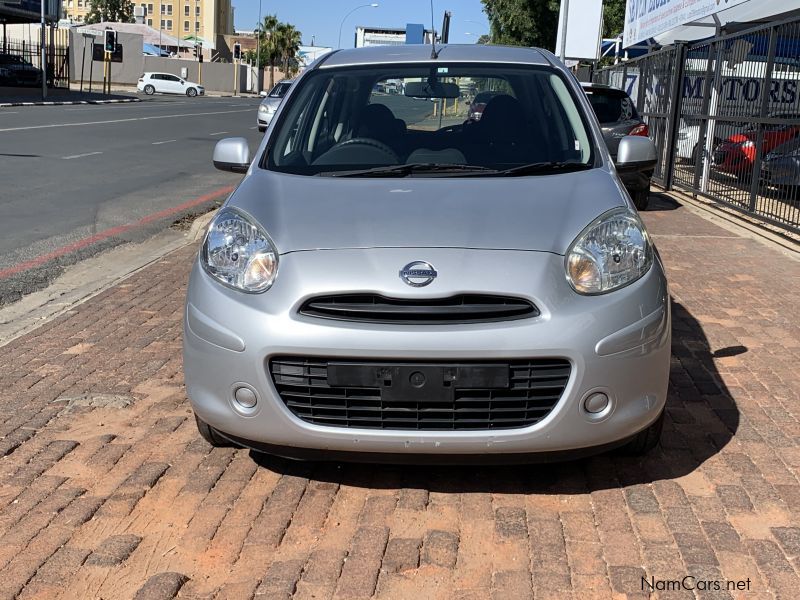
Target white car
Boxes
[138,72,205,97]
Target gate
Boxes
[594,15,800,236]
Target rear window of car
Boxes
[265,63,596,176]
[585,88,639,124]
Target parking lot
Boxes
[0,193,796,599]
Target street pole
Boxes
[40,0,46,100]
[256,0,262,93]
[558,0,569,63]
[337,3,378,49]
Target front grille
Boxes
[298,294,538,324]
[269,356,571,431]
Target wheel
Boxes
[618,410,664,456]
[633,189,650,211]
[186,87,197,97]
[194,413,235,447]
[144,84,155,95]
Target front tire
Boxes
[618,410,664,456]
[194,414,235,447]
[186,87,197,97]
[633,189,650,211]
[144,84,155,95]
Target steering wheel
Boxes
[335,137,399,162]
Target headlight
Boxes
[566,208,653,295]
[258,105,268,113]
[202,208,278,293]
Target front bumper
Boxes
[257,111,274,127]
[183,247,670,457]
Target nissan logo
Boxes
[399,261,438,287]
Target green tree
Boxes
[275,23,302,77]
[85,0,135,24]
[481,0,628,49]
[253,15,302,87]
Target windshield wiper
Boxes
[498,161,593,176]
[318,163,500,177]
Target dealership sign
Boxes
[624,0,752,48]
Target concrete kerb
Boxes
[0,208,216,348]
[0,98,142,108]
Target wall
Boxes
[143,55,248,92]
[69,30,145,86]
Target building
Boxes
[61,0,233,42]
[354,24,433,48]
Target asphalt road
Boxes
[0,95,263,304]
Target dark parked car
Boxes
[582,83,652,210]
[0,53,43,86]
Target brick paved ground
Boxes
[0,194,798,599]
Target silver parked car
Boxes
[257,79,294,131]
[185,44,670,463]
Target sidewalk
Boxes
[0,194,798,599]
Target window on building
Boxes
[160,19,165,28]
[184,5,189,16]
[195,22,200,31]
[195,6,200,16]
[184,21,189,31]
[160,5,165,14]
[167,5,172,15]
[147,18,152,26]
[67,0,73,7]
[167,19,173,30]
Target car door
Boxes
[150,74,167,93]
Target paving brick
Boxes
[133,572,189,600]
[85,533,142,566]
[381,537,420,573]
[491,569,532,600]
[421,529,459,569]
[495,506,528,539]
[254,559,305,599]
[335,526,389,599]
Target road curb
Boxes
[0,207,217,348]
[188,209,217,242]
[0,98,141,108]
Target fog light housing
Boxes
[584,392,609,414]
[233,385,258,409]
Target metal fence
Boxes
[593,15,800,236]
[1,28,69,89]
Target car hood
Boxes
[227,167,627,255]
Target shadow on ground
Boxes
[250,300,741,494]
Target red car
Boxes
[713,113,800,179]
[467,90,503,121]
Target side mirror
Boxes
[615,136,657,172]
[259,90,268,97]
[213,137,250,173]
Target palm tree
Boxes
[276,23,302,78]
[255,14,281,88]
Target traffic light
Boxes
[233,43,241,61]
[104,29,116,53]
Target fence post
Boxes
[748,24,778,212]
[663,42,687,191]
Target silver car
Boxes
[257,79,294,132]
[185,44,670,463]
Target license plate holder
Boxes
[327,363,509,403]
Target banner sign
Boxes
[624,0,751,48]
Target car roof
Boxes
[318,44,552,68]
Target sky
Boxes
[231,0,491,49]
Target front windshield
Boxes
[265,63,594,176]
